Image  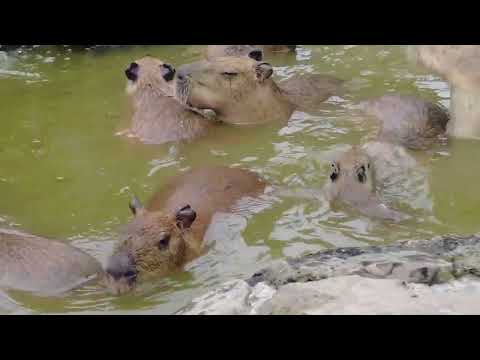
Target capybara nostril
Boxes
[105,251,137,283]
[248,49,263,61]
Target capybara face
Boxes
[207,45,264,61]
[329,147,375,196]
[175,57,274,115]
[105,198,196,295]
[125,56,177,96]
[326,147,408,222]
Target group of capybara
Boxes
[0,45,469,298]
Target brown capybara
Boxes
[0,228,103,295]
[121,56,217,145]
[325,147,408,222]
[104,167,266,294]
[359,94,450,150]
[175,57,342,125]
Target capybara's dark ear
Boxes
[357,165,367,184]
[125,62,139,81]
[175,205,197,230]
[255,62,273,83]
[330,162,340,182]
[129,196,144,216]
[160,63,176,82]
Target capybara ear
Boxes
[175,205,197,230]
[357,165,367,184]
[129,196,144,216]
[125,62,139,81]
[255,62,273,83]
[160,63,176,82]
[330,162,340,182]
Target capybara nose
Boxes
[105,251,137,283]
[248,49,263,61]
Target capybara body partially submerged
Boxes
[175,57,342,125]
[122,56,216,145]
[360,94,450,150]
[279,73,344,113]
[105,167,266,294]
[0,228,103,295]
[325,147,408,222]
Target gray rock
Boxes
[260,275,480,315]
[182,234,480,315]
[247,246,455,288]
[177,280,251,315]
[177,280,277,315]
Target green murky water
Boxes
[1,45,479,314]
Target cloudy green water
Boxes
[0,45,478,314]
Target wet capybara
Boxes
[121,56,217,145]
[0,228,103,295]
[324,147,408,222]
[175,57,342,125]
[359,94,450,150]
[104,167,266,294]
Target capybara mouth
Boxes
[175,78,190,106]
[104,250,138,295]
[104,272,137,295]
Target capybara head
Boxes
[326,147,409,222]
[328,147,375,197]
[104,197,197,295]
[175,57,291,124]
[124,56,177,96]
[206,45,264,61]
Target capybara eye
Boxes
[157,234,171,250]
[222,72,238,78]
[330,162,339,182]
[160,63,176,82]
